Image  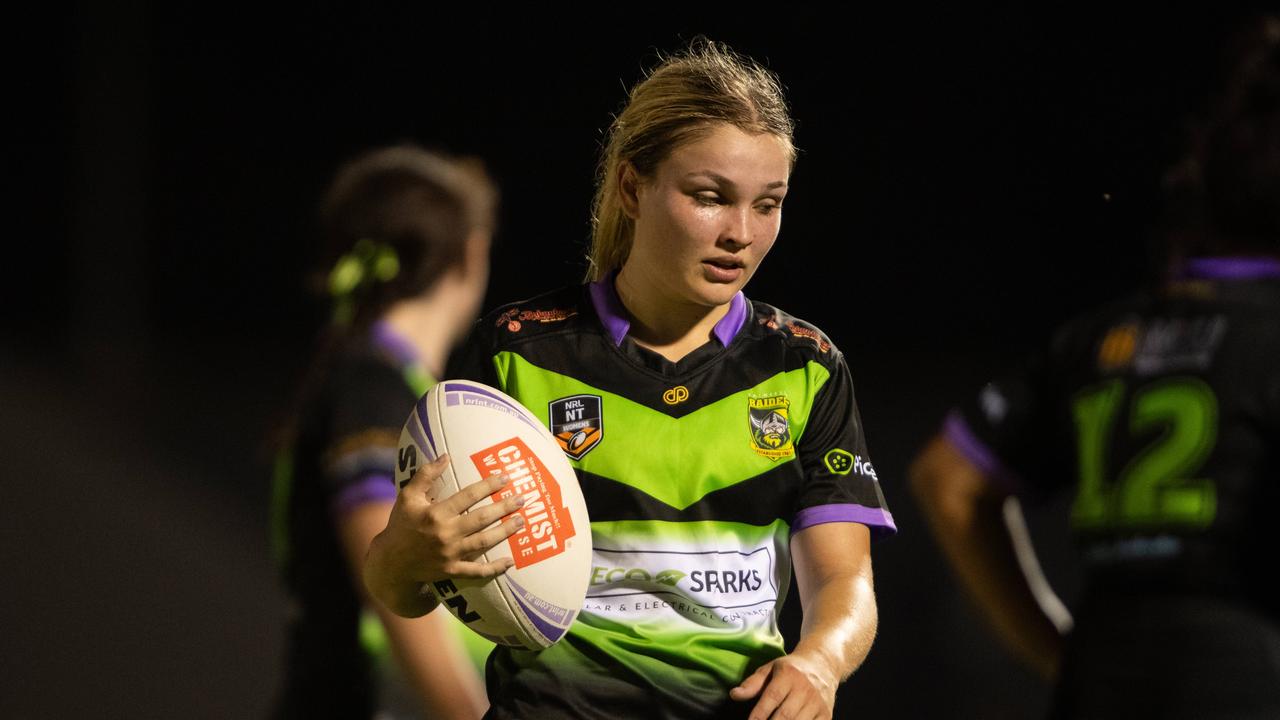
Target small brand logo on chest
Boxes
[663,385,690,405]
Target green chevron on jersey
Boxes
[494,350,832,510]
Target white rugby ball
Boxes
[395,379,591,650]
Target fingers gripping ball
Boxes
[396,380,592,650]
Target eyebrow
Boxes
[685,171,788,191]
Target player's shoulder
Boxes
[746,297,844,365]
[325,330,411,393]
[319,329,387,376]
[472,284,591,350]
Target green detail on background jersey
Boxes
[401,364,433,397]
[270,450,294,568]
[1071,377,1219,529]
[452,614,496,671]
[493,351,831,509]
[360,608,391,659]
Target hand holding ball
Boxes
[393,380,592,650]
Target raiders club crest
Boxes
[748,394,794,461]
[549,394,603,460]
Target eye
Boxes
[694,191,725,206]
[755,202,783,215]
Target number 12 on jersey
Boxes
[1070,377,1218,530]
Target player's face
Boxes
[625,123,790,309]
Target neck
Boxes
[378,287,462,379]
[614,267,730,363]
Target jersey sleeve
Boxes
[792,353,897,539]
[323,354,412,515]
[943,348,1062,497]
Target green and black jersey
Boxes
[946,257,1280,718]
[448,277,895,720]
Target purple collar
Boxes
[370,320,420,367]
[1181,256,1280,280]
[588,273,749,348]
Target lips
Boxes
[702,257,745,283]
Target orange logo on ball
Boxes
[471,438,576,569]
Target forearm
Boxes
[792,565,877,681]
[911,435,1064,679]
[377,607,488,720]
[926,491,1063,678]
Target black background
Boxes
[2,7,1242,718]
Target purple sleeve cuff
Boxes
[331,473,398,516]
[941,410,1022,494]
[792,504,897,540]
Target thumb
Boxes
[729,661,773,701]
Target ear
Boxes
[618,161,642,220]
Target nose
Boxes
[720,205,752,249]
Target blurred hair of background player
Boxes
[271,144,497,719]
[909,15,1280,720]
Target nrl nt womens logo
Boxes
[549,394,603,460]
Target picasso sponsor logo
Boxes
[823,448,853,475]
[853,454,877,480]
[823,449,876,479]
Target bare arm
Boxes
[909,433,1068,681]
[730,522,877,720]
[339,501,489,720]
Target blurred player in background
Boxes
[272,145,496,719]
[910,16,1280,720]
[365,38,895,720]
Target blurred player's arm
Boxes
[341,496,490,720]
[909,433,1068,681]
[340,499,488,717]
[731,522,876,719]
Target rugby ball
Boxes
[395,379,591,650]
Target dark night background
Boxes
[2,8,1243,718]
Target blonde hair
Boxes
[587,38,796,281]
